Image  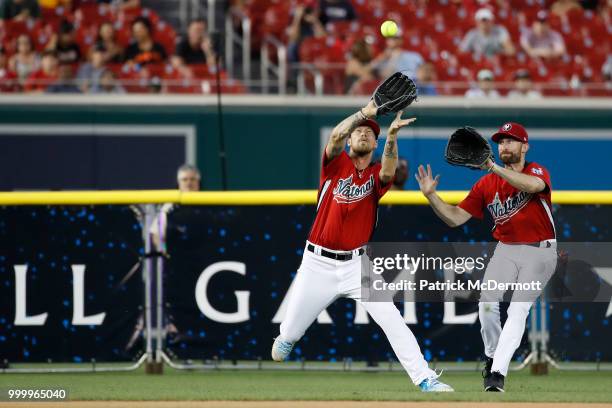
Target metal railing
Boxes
[261,35,287,95]
[225,7,251,84]
[296,64,325,96]
[206,0,216,31]
[3,73,611,97]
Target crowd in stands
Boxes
[233,0,611,96]
[1,0,611,96]
[0,0,246,94]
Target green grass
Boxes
[1,368,612,402]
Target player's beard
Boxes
[500,151,521,164]
[351,141,374,157]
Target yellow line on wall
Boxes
[0,190,611,205]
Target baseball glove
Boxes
[444,126,493,170]
[371,71,418,116]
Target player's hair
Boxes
[177,164,201,180]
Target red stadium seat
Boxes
[349,78,379,95]
[190,64,215,79]
[585,86,612,97]
[32,23,55,52]
[75,3,113,25]
[299,36,346,94]
[263,1,291,39]
[3,20,35,40]
[75,24,98,56]
[113,23,133,48]
[153,21,177,55]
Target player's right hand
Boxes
[415,164,440,197]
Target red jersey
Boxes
[308,151,392,251]
[458,162,555,243]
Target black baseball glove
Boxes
[371,71,418,116]
[445,126,493,170]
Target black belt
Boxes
[504,240,556,248]
[307,244,364,261]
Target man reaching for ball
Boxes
[271,93,453,392]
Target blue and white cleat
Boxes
[271,337,294,362]
[419,372,454,392]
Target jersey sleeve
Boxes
[374,163,393,199]
[458,178,486,219]
[322,150,348,178]
[527,163,552,197]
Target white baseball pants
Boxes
[278,243,436,385]
[479,242,557,376]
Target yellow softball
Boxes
[380,20,399,38]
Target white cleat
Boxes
[271,337,294,362]
[419,371,454,392]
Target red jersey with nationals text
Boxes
[458,162,556,243]
[308,151,392,250]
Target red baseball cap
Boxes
[492,122,529,143]
[358,118,381,138]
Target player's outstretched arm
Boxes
[415,164,472,227]
[481,159,546,193]
[325,100,377,160]
[380,111,416,183]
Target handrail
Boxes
[206,0,216,31]
[296,64,324,96]
[225,7,251,83]
[261,35,287,95]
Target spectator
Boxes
[176,164,201,192]
[344,37,375,93]
[287,3,326,62]
[372,29,424,80]
[76,45,106,92]
[95,22,124,64]
[599,0,611,20]
[318,0,356,26]
[0,0,40,20]
[0,45,19,92]
[90,69,126,93]
[38,0,76,12]
[174,19,216,68]
[551,0,582,17]
[507,69,542,98]
[390,157,409,191]
[124,16,168,66]
[415,62,438,96]
[46,20,82,64]
[8,34,40,83]
[150,164,201,250]
[46,63,81,93]
[24,50,59,92]
[603,54,612,81]
[465,68,501,98]
[460,8,515,58]
[520,10,566,60]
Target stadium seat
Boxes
[75,24,98,56]
[153,21,177,56]
[75,3,113,26]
